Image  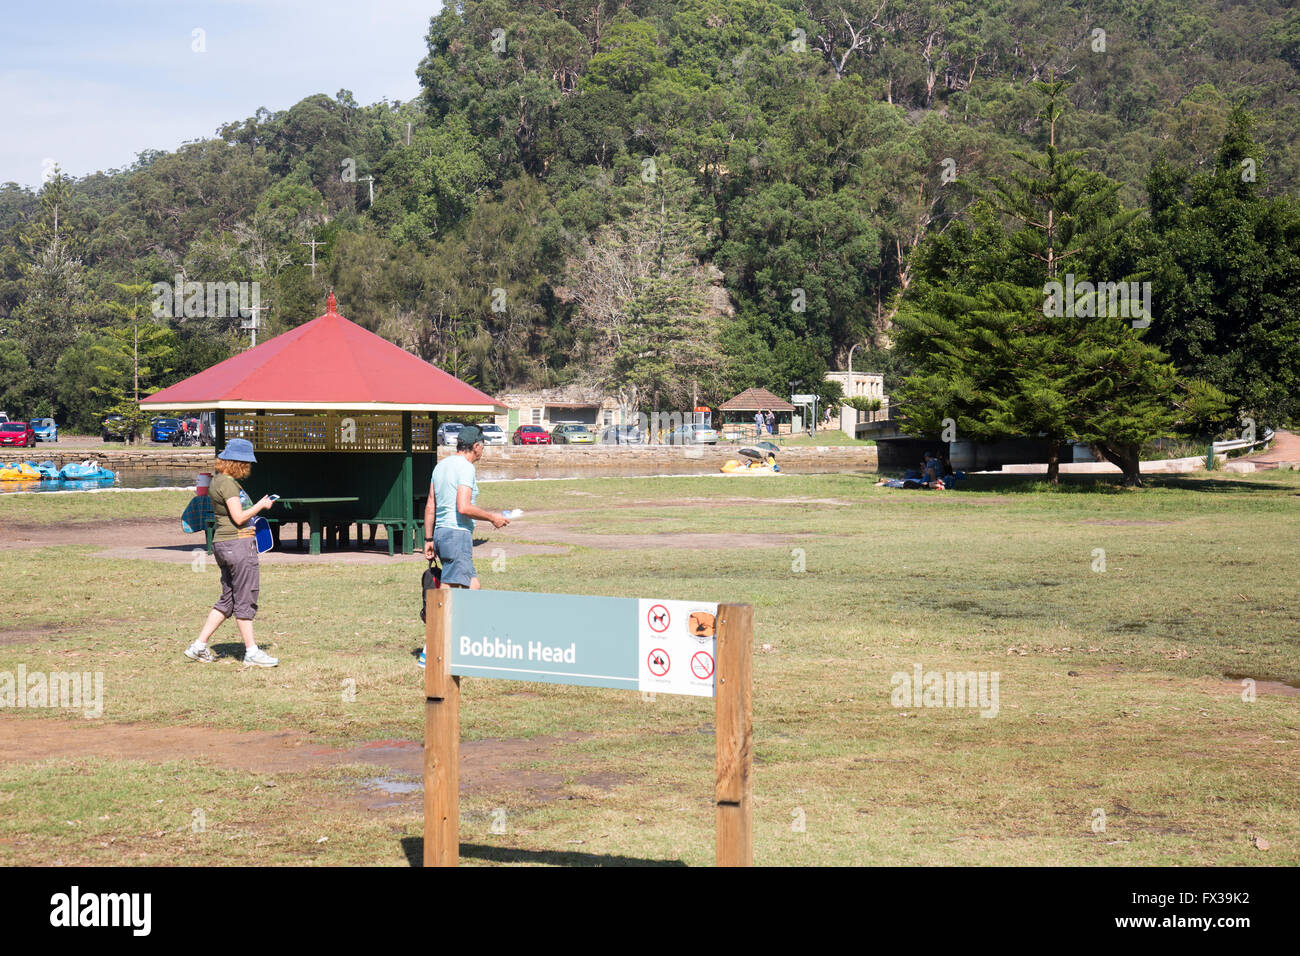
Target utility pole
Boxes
[360,174,375,206]
[300,239,324,278]
[242,301,272,348]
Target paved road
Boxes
[1242,429,1299,469]
[18,434,204,452]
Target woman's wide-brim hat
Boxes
[217,438,257,463]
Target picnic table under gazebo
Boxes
[143,293,504,555]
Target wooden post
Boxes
[423,588,459,867]
[401,411,414,552]
[715,602,753,866]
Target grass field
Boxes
[1,470,1297,866]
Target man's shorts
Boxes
[433,527,476,586]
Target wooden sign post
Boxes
[714,603,753,866]
[422,589,458,867]
[423,589,753,867]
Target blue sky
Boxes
[0,0,443,188]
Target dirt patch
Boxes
[93,539,569,566]
[0,718,628,803]
[1,516,570,565]
[5,489,840,563]
[0,624,64,646]
[1078,519,1175,526]
[1,518,180,550]
[1209,678,1300,698]
[501,523,807,551]
[636,496,857,507]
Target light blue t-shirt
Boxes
[432,454,478,533]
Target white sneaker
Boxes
[184,642,217,663]
[243,648,279,668]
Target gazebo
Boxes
[141,293,504,554]
[719,388,796,438]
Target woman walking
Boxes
[184,438,279,667]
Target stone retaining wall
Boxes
[470,443,877,479]
[0,448,213,467]
[2,443,877,478]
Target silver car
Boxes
[479,424,507,445]
[437,422,464,446]
[667,424,719,445]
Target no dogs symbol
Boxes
[647,604,670,633]
[647,649,670,677]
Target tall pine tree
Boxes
[894,80,1224,485]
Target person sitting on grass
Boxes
[184,438,279,667]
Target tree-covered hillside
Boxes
[2,0,1298,430]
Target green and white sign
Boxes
[450,590,718,697]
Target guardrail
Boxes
[1211,428,1274,456]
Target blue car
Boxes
[31,418,58,442]
[151,417,181,442]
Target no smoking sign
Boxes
[691,651,714,680]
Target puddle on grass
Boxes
[364,777,421,795]
[1222,672,1300,695]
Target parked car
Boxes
[666,423,719,445]
[437,422,464,446]
[511,425,552,445]
[479,423,507,446]
[151,417,182,443]
[0,421,36,447]
[550,423,595,445]
[31,418,58,442]
[101,414,137,442]
[599,424,643,445]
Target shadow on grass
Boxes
[861,471,1297,495]
[210,640,286,659]
[399,837,686,867]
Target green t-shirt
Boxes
[210,472,249,540]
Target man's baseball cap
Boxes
[217,438,257,463]
[458,425,483,446]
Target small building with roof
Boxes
[494,384,621,434]
[141,293,504,553]
[718,388,797,438]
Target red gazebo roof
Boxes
[141,294,504,413]
[719,387,796,412]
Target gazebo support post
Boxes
[401,411,414,554]
[215,410,225,452]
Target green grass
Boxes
[1,471,1297,865]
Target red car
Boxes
[0,421,36,447]
[511,425,552,445]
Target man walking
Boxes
[418,425,509,667]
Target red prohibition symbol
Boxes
[647,648,670,677]
[691,651,715,680]
[647,604,671,633]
